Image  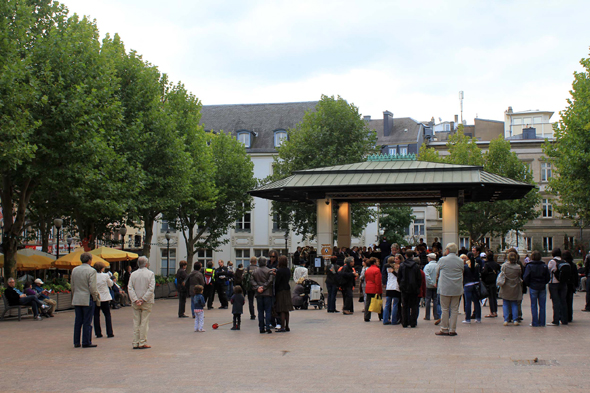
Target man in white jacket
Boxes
[128,256,155,349]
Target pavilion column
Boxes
[441,197,459,249]
[317,198,334,252]
[337,202,351,249]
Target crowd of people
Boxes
[176,250,295,333]
[325,236,590,335]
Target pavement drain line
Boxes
[301,319,326,324]
[512,358,559,366]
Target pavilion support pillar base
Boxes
[442,197,459,249]
[337,202,351,249]
[317,199,334,260]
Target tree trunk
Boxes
[142,216,155,259]
[184,223,195,273]
[41,220,50,253]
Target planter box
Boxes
[154,285,164,299]
[56,293,73,310]
[167,282,178,298]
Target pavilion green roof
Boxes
[249,160,535,205]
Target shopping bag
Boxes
[368,294,383,313]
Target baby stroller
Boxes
[298,279,325,310]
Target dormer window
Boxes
[237,131,251,148]
[274,130,288,147]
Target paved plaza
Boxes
[1,293,589,393]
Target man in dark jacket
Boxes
[523,250,551,326]
[187,262,205,318]
[215,260,231,309]
[397,251,422,328]
[480,253,500,318]
[176,261,189,318]
[339,257,358,315]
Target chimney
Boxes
[454,114,459,123]
[507,106,513,114]
[383,111,393,136]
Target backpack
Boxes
[400,263,420,293]
[242,266,253,292]
[554,260,571,284]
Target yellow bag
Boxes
[368,294,383,313]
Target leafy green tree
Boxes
[101,35,193,258]
[0,2,125,278]
[544,49,590,229]
[269,95,378,240]
[419,129,539,245]
[379,205,415,245]
[173,130,255,266]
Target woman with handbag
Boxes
[498,251,523,326]
[462,254,481,324]
[382,256,401,325]
[363,257,382,322]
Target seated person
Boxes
[4,278,47,320]
[291,278,308,309]
[111,277,130,307]
[32,279,56,317]
[578,262,587,292]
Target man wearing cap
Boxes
[423,253,440,322]
[33,279,56,317]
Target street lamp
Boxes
[165,230,171,276]
[119,226,127,251]
[54,218,63,260]
[67,235,73,254]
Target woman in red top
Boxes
[364,257,383,322]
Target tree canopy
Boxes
[544,49,590,228]
[269,95,378,240]
[418,127,540,246]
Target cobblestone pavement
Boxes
[1,293,589,393]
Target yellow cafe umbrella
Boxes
[0,253,43,271]
[53,249,109,270]
[89,246,138,262]
[17,249,56,268]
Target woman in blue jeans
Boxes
[383,255,401,325]
[462,253,481,323]
[523,250,550,326]
[498,251,524,326]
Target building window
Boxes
[400,146,408,156]
[413,219,425,236]
[543,237,553,252]
[272,213,287,232]
[533,116,543,124]
[195,249,213,266]
[161,219,176,233]
[542,199,553,218]
[235,249,250,267]
[459,237,470,249]
[236,205,251,232]
[523,117,532,126]
[483,237,491,250]
[161,248,176,276]
[565,236,575,249]
[525,237,532,252]
[388,147,397,155]
[237,131,251,148]
[274,130,288,147]
[512,118,522,125]
[541,163,552,182]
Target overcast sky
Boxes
[64,0,589,123]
